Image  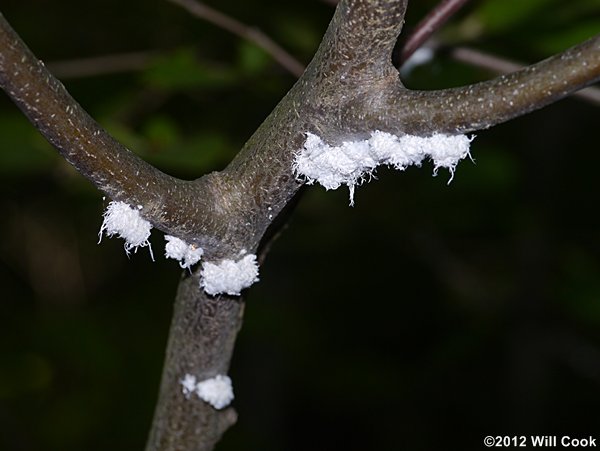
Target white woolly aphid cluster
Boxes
[181,374,234,410]
[99,201,153,257]
[164,235,204,269]
[201,254,260,296]
[99,202,260,295]
[293,131,473,205]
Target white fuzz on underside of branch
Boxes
[99,201,153,258]
[293,131,474,205]
[181,374,234,410]
[200,253,260,296]
[164,235,204,269]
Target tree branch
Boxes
[311,0,408,81]
[145,274,243,451]
[167,0,305,78]
[363,34,600,135]
[3,2,600,449]
[0,14,155,199]
[399,0,470,64]
[0,12,244,255]
[450,46,600,106]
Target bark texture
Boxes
[1,0,599,450]
[145,273,243,451]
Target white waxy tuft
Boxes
[200,254,259,296]
[196,375,234,410]
[180,374,234,409]
[181,374,198,399]
[99,201,153,257]
[293,131,473,205]
[164,235,204,269]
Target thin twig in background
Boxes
[400,0,470,64]
[47,51,156,79]
[451,46,600,106]
[167,0,305,77]
[45,3,597,110]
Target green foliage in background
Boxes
[0,0,599,450]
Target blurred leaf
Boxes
[468,0,557,34]
[459,145,519,194]
[237,41,271,75]
[142,48,237,91]
[552,0,600,23]
[141,116,180,150]
[101,118,233,175]
[0,114,57,175]
[0,353,53,399]
[102,121,144,152]
[141,131,233,174]
[275,17,321,56]
[560,248,600,323]
[533,21,600,54]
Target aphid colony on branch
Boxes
[96,130,474,409]
[98,131,472,294]
[99,201,259,296]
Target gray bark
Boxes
[145,274,242,451]
[0,0,599,449]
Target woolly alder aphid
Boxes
[293,131,473,205]
[98,201,261,295]
[99,201,154,258]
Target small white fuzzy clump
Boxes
[164,235,204,269]
[99,201,153,257]
[294,131,473,205]
[180,374,234,410]
[196,375,234,410]
[200,254,259,296]
[181,373,198,399]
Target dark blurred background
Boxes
[1,0,599,450]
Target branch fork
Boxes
[1,1,599,450]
